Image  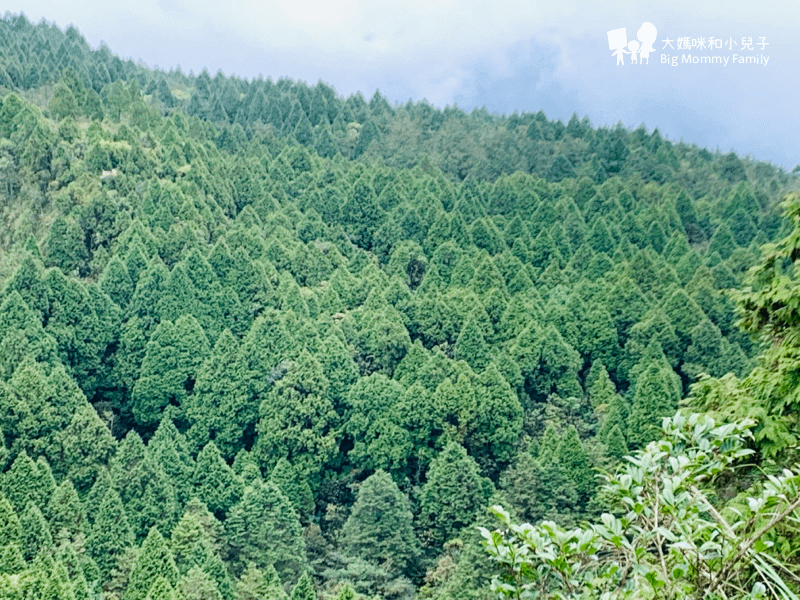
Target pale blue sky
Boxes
[6,0,799,170]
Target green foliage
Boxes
[0,20,793,599]
[191,441,244,518]
[419,442,489,548]
[87,487,134,579]
[125,527,179,600]
[225,480,307,581]
[340,470,420,577]
[482,413,800,600]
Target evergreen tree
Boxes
[87,487,134,579]
[20,501,54,561]
[47,479,86,545]
[191,441,244,519]
[132,315,211,428]
[148,418,195,506]
[44,215,87,274]
[145,577,179,600]
[237,562,287,599]
[125,527,180,600]
[556,426,594,509]
[291,571,316,600]
[112,431,179,540]
[627,363,680,449]
[498,451,542,524]
[340,470,420,577]
[226,481,306,581]
[269,458,315,520]
[171,511,214,575]
[0,542,25,574]
[419,442,488,548]
[177,566,223,600]
[254,350,338,483]
[0,493,22,550]
[55,403,116,494]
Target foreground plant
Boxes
[481,412,800,600]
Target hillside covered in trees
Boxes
[0,12,799,600]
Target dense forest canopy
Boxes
[0,11,799,600]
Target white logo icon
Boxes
[608,23,657,65]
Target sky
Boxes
[5,0,800,170]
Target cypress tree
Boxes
[171,511,214,575]
[498,451,542,523]
[225,481,306,581]
[20,501,53,561]
[254,349,338,482]
[556,425,594,509]
[44,215,87,274]
[454,317,491,370]
[124,527,179,600]
[0,542,25,574]
[177,566,223,600]
[340,470,420,577]
[144,577,179,600]
[419,442,487,547]
[0,493,22,549]
[627,363,680,449]
[201,552,238,600]
[291,571,316,600]
[132,315,211,428]
[2,451,46,513]
[604,424,628,462]
[55,403,116,494]
[100,255,135,308]
[269,458,315,520]
[46,479,86,544]
[87,488,134,579]
[191,441,244,519]
[236,563,286,600]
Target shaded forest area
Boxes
[0,11,799,600]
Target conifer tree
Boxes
[340,470,420,577]
[556,425,594,509]
[144,576,179,600]
[291,571,316,600]
[603,424,628,461]
[148,417,195,505]
[236,563,286,600]
[177,566,223,600]
[419,442,488,547]
[2,451,47,513]
[0,493,22,550]
[269,458,315,520]
[54,403,116,494]
[225,481,306,581]
[20,501,53,561]
[498,451,542,524]
[132,315,211,428]
[255,349,337,482]
[191,441,244,519]
[47,479,86,545]
[201,552,238,600]
[453,318,490,370]
[171,511,214,575]
[43,560,77,600]
[0,542,25,574]
[87,487,134,579]
[125,527,179,600]
[627,363,680,449]
[44,215,87,274]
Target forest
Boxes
[0,11,800,600]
